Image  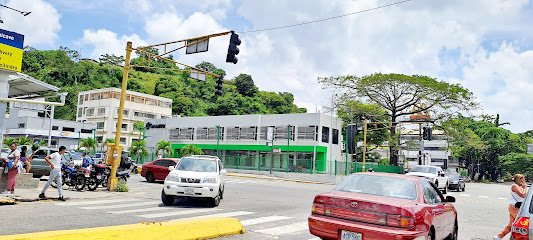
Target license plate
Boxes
[341,230,362,240]
[185,188,194,195]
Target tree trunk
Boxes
[390,117,399,166]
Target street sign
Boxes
[273,148,281,153]
[266,126,274,141]
[0,28,24,72]
[528,144,533,154]
[407,140,424,151]
[186,38,209,54]
[189,70,206,81]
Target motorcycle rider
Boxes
[39,146,67,201]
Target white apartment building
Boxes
[76,88,172,149]
[399,128,451,169]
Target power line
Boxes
[240,0,414,33]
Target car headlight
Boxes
[203,177,218,183]
[166,174,180,182]
[451,181,459,184]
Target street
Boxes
[1,174,513,240]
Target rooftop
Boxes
[79,87,172,102]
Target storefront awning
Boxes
[8,72,60,98]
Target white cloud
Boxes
[77,29,147,58]
[0,0,61,46]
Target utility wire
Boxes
[240,0,414,33]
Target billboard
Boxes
[0,28,24,72]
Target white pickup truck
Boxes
[406,165,449,194]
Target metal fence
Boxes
[223,156,317,174]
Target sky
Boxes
[1,0,533,133]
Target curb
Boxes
[227,173,330,185]
[1,217,245,240]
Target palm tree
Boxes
[133,121,145,140]
[17,136,33,146]
[130,140,147,164]
[180,144,203,156]
[156,140,173,158]
[32,140,47,152]
[3,137,16,147]
[80,138,97,153]
[105,138,115,144]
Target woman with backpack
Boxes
[1,143,21,194]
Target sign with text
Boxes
[0,29,24,72]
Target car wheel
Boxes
[429,228,436,240]
[209,190,222,207]
[442,183,448,194]
[446,221,458,240]
[161,190,174,206]
[462,185,466,192]
[220,185,224,200]
[33,175,42,179]
[146,172,155,183]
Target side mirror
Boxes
[445,196,456,203]
[168,166,175,171]
[220,169,227,175]
[439,173,445,177]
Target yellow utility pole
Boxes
[361,119,368,172]
[108,41,132,191]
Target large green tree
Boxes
[319,73,477,165]
[234,74,258,97]
[180,144,204,156]
[130,140,148,164]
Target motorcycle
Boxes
[51,162,85,191]
[86,163,110,191]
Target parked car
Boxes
[28,148,58,178]
[511,181,533,240]
[92,153,105,164]
[447,172,466,192]
[141,158,180,183]
[162,155,226,207]
[406,165,449,194]
[309,173,458,240]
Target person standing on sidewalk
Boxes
[493,174,528,240]
[1,143,21,194]
[39,146,67,201]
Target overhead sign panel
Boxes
[189,71,206,81]
[0,28,24,72]
[186,38,209,54]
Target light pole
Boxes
[286,125,291,171]
[216,125,221,158]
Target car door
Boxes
[436,168,446,189]
[218,160,226,186]
[422,180,447,239]
[152,160,166,180]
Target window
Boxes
[239,127,257,140]
[134,111,140,117]
[120,137,126,144]
[332,129,339,145]
[208,127,223,140]
[96,136,103,143]
[154,160,167,166]
[52,126,59,130]
[86,108,95,116]
[81,129,93,134]
[196,128,208,140]
[335,174,417,200]
[227,127,240,140]
[124,110,129,116]
[96,122,105,130]
[18,123,25,128]
[79,95,84,105]
[421,180,442,204]
[84,94,89,101]
[145,114,155,119]
[77,108,83,117]
[171,128,194,141]
[62,127,75,132]
[98,108,106,116]
[274,126,295,140]
[298,126,317,141]
[322,126,330,143]
[122,124,128,131]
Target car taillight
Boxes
[386,214,415,229]
[512,217,530,240]
[312,202,325,215]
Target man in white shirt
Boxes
[39,146,67,201]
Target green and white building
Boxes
[144,113,344,174]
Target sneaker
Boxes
[1,190,11,194]
[38,193,47,199]
[58,196,66,201]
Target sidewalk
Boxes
[227,169,346,185]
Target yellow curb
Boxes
[227,173,328,185]
[0,198,15,204]
[1,217,245,240]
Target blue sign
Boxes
[0,29,24,49]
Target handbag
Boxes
[512,192,522,209]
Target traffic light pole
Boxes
[361,119,368,172]
[418,123,422,165]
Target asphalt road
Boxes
[0,174,516,240]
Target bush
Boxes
[379,158,390,165]
[115,180,129,192]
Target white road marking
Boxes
[498,197,508,200]
[170,211,255,222]
[139,208,222,218]
[308,238,321,240]
[56,198,138,206]
[81,201,159,210]
[241,216,292,226]
[479,196,489,198]
[255,222,309,236]
[109,206,170,214]
[460,194,471,197]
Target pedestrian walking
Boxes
[20,146,31,173]
[1,143,21,194]
[39,146,67,201]
[493,174,528,240]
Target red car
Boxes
[309,173,457,240]
[141,158,180,183]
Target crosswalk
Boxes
[55,198,314,239]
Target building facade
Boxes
[3,103,95,150]
[145,113,344,174]
[399,128,451,169]
[76,88,172,149]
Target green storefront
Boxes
[171,143,327,173]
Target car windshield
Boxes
[335,174,417,200]
[448,172,460,180]
[177,157,217,172]
[410,166,438,174]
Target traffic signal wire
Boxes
[239,0,414,33]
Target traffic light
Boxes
[346,124,358,154]
[226,31,241,64]
[422,127,433,141]
[215,76,223,96]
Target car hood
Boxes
[406,172,437,178]
[171,170,218,179]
